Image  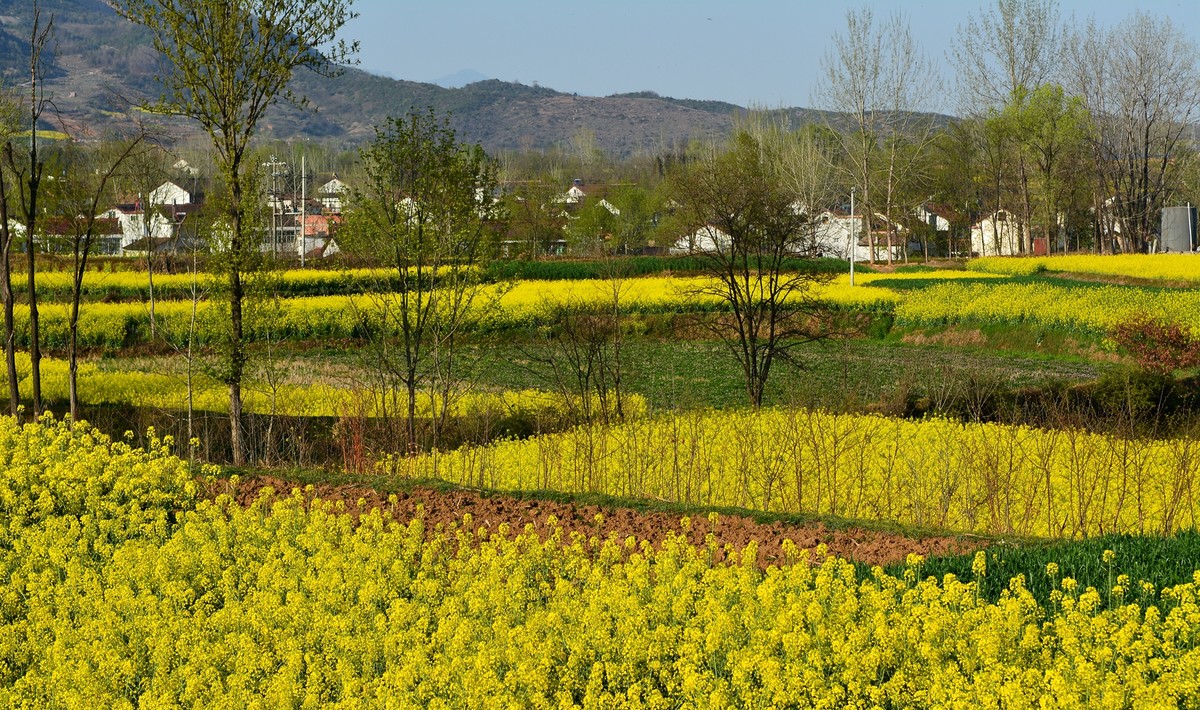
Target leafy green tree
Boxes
[952,0,1064,253]
[1000,84,1091,252]
[113,0,358,464]
[565,200,617,255]
[501,175,566,257]
[608,183,664,252]
[341,110,504,454]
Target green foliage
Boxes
[341,109,502,267]
[907,532,1200,610]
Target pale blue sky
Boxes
[348,1,1199,109]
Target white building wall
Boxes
[970,211,1022,256]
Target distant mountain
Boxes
[433,68,491,89]
[0,0,953,156]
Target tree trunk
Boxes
[67,244,91,423]
[0,162,17,416]
[228,178,246,465]
[406,376,418,456]
[68,286,81,422]
[26,216,40,417]
[146,203,156,339]
[1019,157,1033,255]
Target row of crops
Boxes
[0,354,645,422]
[969,253,1200,282]
[17,256,856,302]
[5,269,1200,349]
[400,406,1200,539]
[4,417,1200,706]
[25,253,1198,305]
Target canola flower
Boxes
[402,407,1200,538]
[14,270,1196,347]
[19,266,479,302]
[3,415,1200,707]
[1,353,645,421]
[969,253,1200,283]
[4,275,898,348]
[895,280,1200,337]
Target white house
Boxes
[915,205,951,232]
[98,206,175,255]
[172,159,199,177]
[812,212,861,259]
[970,210,1022,256]
[150,181,191,207]
[812,211,909,262]
[319,178,349,213]
[670,225,732,254]
[563,184,586,204]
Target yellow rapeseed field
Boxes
[401,407,1200,538]
[3,416,1200,706]
[969,253,1200,282]
[895,280,1200,336]
[2,354,645,421]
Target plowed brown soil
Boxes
[227,476,988,568]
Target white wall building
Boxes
[670,225,732,254]
[970,210,1022,256]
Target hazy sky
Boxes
[347,0,1200,110]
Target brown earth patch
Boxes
[1053,271,1199,289]
[221,475,987,569]
[901,328,989,348]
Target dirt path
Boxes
[226,476,988,568]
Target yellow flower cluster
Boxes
[0,414,198,529]
[895,280,1200,336]
[10,275,898,346]
[19,269,1197,345]
[3,420,1200,706]
[969,254,1200,282]
[3,353,645,422]
[22,266,476,301]
[403,407,1200,538]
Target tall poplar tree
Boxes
[113,0,357,463]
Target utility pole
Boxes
[849,186,856,286]
[300,154,306,266]
[262,154,285,256]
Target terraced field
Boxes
[5,253,1200,705]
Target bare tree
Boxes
[736,111,843,229]
[2,4,55,417]
[952,0,1061,112]
[1064,13,1200,253]
[116,143,175,339]
[816,8,942,264]
[114,0,358,464]
[48,136,148,421]
[0,84,20,415]
[952,0,1062,253]
[670,130,834,407]
[525,259,630,426]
